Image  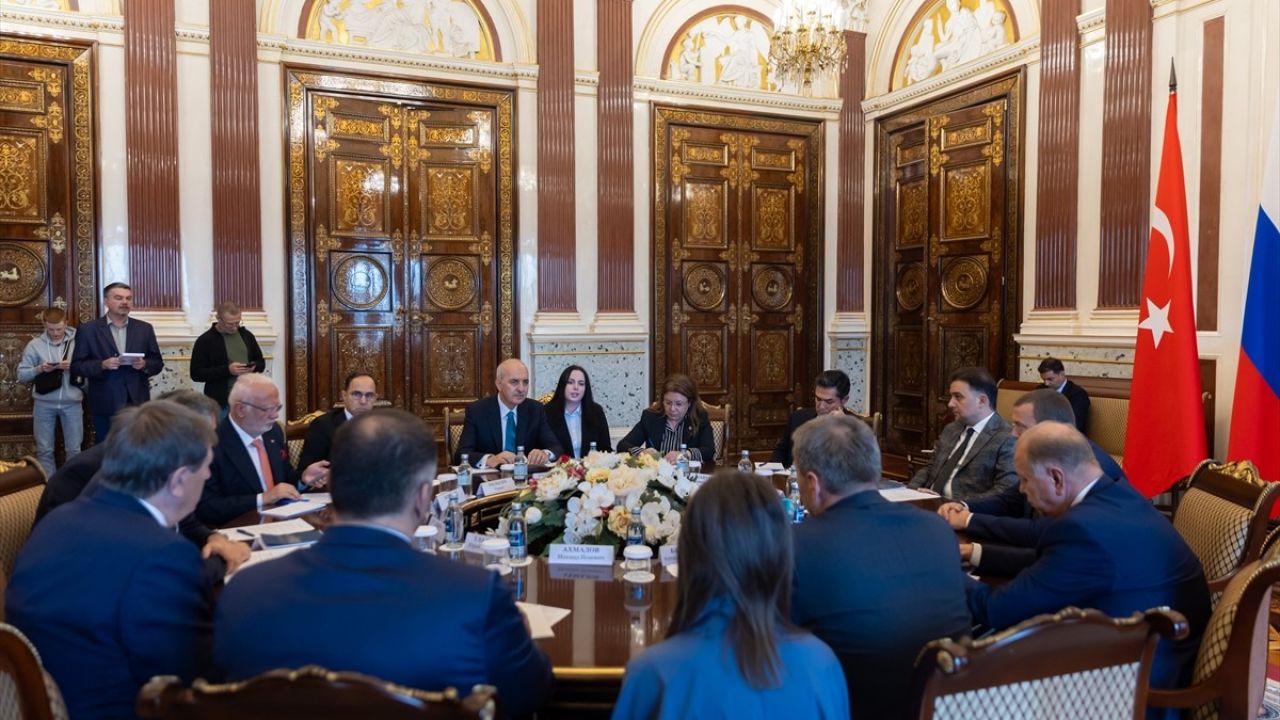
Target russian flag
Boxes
[1228,100,1280,481]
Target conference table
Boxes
[222,475,969,716]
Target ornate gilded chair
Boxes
[909,607,1187,720]
[848,408,883,439]
[461,489,521,536]
[136,666,496,720]
[0,457,48,623]
[442,407,467,465]
[1171,459,1279,602]
[283,411,326,469]
[702,402,729,466]
[1147,546,1280,720]
[0,622,67,720]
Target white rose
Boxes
[524,506,542,524]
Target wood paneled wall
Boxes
[123,0,181,308]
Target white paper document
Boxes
[225,546,303,580]
[216,517,315,541]
[516,602,571,640]
[879,486,938,502]
[261,500,327,519]
[303,492,332,504]
[754,462,787,474]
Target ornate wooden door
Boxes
[653,107,822,456]
[286,69,515,425]
[0,37,96,458]
[874,75,1023,459]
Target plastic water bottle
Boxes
[675,444,690,480]
[457,454,472,498]
[444,489,464,549]
[737,449,753,473]
[588,441,598,456]
[787,469,804,523]
[626,508,645,546]
[507,501,527,562]
[513,445,528,483]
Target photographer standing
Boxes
[17,307,83,476]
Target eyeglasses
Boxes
[237,400,282,414]
[346,391,377,401]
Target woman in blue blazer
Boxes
[617,374,716,469]
[612,471,849,719]
[544,365,612,458]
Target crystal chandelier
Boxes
[768,0,849,96]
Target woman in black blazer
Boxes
[545,365,613,458]
[618,374,716,469]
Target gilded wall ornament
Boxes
[426,256,477,311]
[895,263,926,311]
[751,266,792,310]
[683,263,726,311]
[0,243,46,306]
[940,256,989,310]
[332,254,389,310]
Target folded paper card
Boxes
[878,486,938,503]
[515,602,571,640]
[548,543,615,565]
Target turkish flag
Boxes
[1123,86,1207,497]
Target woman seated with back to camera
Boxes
[617,374,717,470]
[544,365,612,458]
[611,470,849,719]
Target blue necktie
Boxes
[504,410,517,453]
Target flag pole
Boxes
[1169,59,1177,92]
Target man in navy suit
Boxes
[70,282,164,442]
[790,415,971,720]
[6,401,216,719]
[455,358,562,467]
[937,389,1126,578]
[215,409,553,716]
[1038,357,1091,434]
[196,373,328,526]
[967,422,1211,694]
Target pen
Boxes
[236,529,255,539]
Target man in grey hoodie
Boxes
[18,308,84,476]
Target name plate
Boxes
[547,563,618,581]
[659,544,678,566]
[462,533,487,554]
[478,477,516,497]
[548,543,615,566]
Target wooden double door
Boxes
[0,37,96,458]
[873,74,1023,459]
[285,69,515,425]
[653,107,823,455]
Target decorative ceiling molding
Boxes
[634,77,842,117]
[863,35,1039,118]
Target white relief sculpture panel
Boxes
[306,0,495,61]
[664,11,776,92]
[895,0,1015,89]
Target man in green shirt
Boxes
[190,302,266,410]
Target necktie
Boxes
[932,427,976,495]
[251,437,275,490]
[504,410,517,453]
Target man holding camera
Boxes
[18,307,83,476]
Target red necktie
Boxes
[251,437,275,490]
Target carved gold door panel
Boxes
[0,38,96,458]
[654,107,822,455]
[873,75,1022,459]
[286,69,514,425]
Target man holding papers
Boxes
[789,415,970,720]
[214,409,552,717]
[196,374,329,526]
[70,282,164,442]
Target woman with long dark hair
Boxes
[617,374,716,468]
[544,365,612,458]
[611,471,848,718]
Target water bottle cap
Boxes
[623,545,653,560]
[414,524,439,538]
[481,537,510,552]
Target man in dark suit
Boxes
[189,301,266,410]
[791,415,971,720]
[215,409,553,717]
[455,358,562,467]
[6,401,216,719]
[32,390,251,578]
[294,372,377,477]
[1038,357,1090,434]
[937,389,1126,578]
[908,366,1018,501]
[967,422,1211,695]
[771,369,857,467]
[70,282,164,442]
[197,374,328,526]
